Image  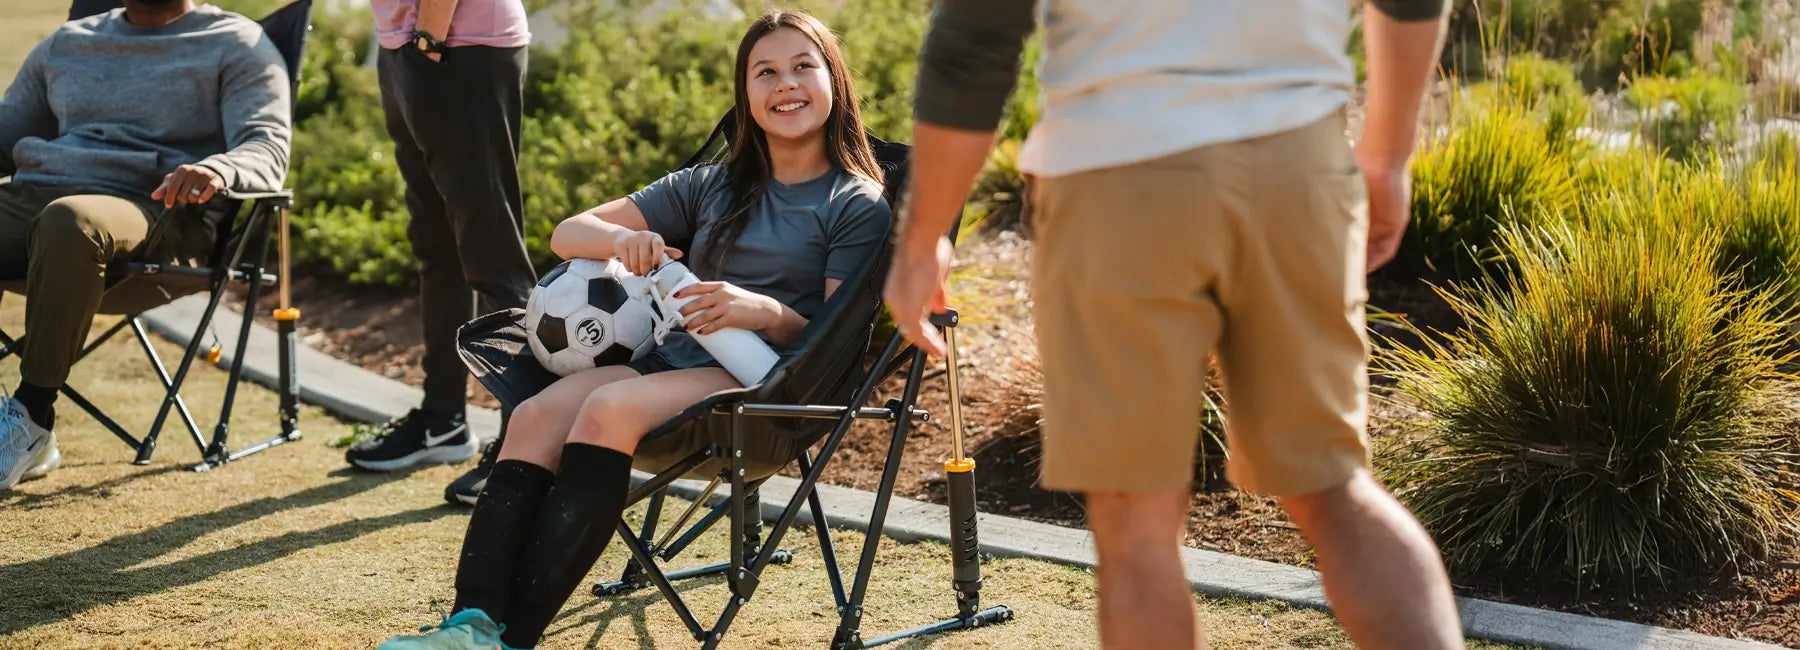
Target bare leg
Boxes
[497,364,643,471]
[565,366,739,454]
[1087,489,1208,650]
[1280,472,1462,650]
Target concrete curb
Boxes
[138,295,503,439]
[139,296,1789,650]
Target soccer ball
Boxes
[525,258,662,376]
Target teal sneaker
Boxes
[377,608,507,649]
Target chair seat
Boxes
[458,309,814,481]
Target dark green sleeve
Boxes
[912,0,1037,131]
[1368,0,1451,21]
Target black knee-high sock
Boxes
[453,459,556,620]
[499,443,633,649]
[14,383,56,429]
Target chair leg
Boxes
[130,319,208,456]
[0,326,20,361]
[192,206,303,471]
[798,451,849,611]
[1,318,197,455]
[831,344,1012,649]
[606,488,666,593]
[142,265,235,465]
[56,383,141,451]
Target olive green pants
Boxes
[0,181,164,389]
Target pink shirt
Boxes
[373,0,530,50]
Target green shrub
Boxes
[276,0,940,287]
[1441,0,1770,89]
[1747,128,1798,169]
[1498,52,1585,105]
[286,104,414,285]
[1392,101,1578,281]
[1703,161,1800,315]
[1475,53,1592,152]
[1568,144,1678,207]
[1629,72,1747,162]
[963,140,1026,233]
[1380,218,1798,590]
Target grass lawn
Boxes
[0,299,1532,648]
[1,0,65,79]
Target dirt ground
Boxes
[239,230,1798,648]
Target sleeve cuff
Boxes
[195,158,239,190]
[1368,0,1450,21]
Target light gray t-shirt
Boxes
[913,0,1449,178]
[628,163,891,369]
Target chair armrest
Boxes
[219,189,294,202]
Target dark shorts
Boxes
[625,351,722,377]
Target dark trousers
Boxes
[378,45,536,418]
[0,183,165,389]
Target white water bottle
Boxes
[646,256,781,387]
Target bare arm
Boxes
[549,197,649,260]
[1359,0,1450,271]
[550,196,689,277]
[884,0,1035,356]
[1360,1,1449,170]
[755,278,842,347]
[415,0,459,61]
[416,0,459,42]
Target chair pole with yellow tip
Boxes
[273,202,302,444]
[843,308,1013,648]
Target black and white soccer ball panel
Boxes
[525,258,660,377]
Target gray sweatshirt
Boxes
[0,5,291,200]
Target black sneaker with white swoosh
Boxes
[345,408,477,472]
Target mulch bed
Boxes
[231,232,1798,648]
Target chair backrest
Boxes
[673,110,941,429]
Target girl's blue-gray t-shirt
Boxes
[628,163,891,370]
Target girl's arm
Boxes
[763,279,844,346]
[678,278,844,348]
[551,197,680,274]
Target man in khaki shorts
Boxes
[886,0,1462,647]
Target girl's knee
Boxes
[569,388,646,453]
[499,397,566,465]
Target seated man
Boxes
[0,0,291,490]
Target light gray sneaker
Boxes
[22,430,60,482]
[1,395,53,491]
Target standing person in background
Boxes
[347,0,536,507]
[885,1,1464,648]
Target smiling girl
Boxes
[376,10,891,650]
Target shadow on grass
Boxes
[1,464,189,511]
[553,561,978,649]
[0,470,452,635]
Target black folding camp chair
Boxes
[457,113,1013,648]
[0,0,311,471]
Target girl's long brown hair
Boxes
[700,10,883,278]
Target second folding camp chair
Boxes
[0,0,312,471]
[457,114,1014,648]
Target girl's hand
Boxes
[675,282,784,335]
[613,230,682,276]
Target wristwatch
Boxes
[412,30,447,56]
